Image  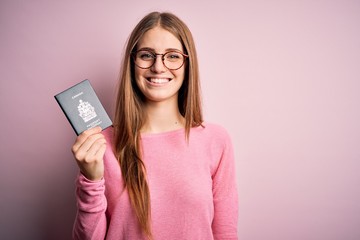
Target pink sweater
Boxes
[73,123,238,239]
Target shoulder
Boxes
[191,122,232,147]
[195,122,231,140]
[192,122,235,174]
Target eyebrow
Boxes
[137,47,183,53]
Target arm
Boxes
[71,127,108,239]
[72,174,108,240]
[212,133,239,240]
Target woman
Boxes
[71,11,238,239]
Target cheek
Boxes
[174,68,186,83]
[134,68,146,85]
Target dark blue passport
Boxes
[54,79,112,135]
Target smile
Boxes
[146,78,171,85]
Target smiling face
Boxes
[134,26,186,104]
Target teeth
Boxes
[149,78,169,84]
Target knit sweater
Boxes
[73,123,238,239]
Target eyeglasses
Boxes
[132,49,188,70]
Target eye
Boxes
[165,52,182,61]
[137,51,155,61]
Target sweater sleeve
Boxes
[72,173,108,240]
[212,132,239,240]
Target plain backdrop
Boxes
[1,0,359,239]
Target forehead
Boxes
[137,26,183,52]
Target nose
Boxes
[150,55,167,73]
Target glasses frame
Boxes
[132,49,189,70]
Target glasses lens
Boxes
[134,50,186,70]
[135,50,155,68]
[163,51,185,70]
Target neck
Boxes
[141,100,185,134]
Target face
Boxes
[134,26,186,104]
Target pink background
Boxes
[1,1,359,239]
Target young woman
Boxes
[71,12,238,240]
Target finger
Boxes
[79,141,106,181]
[73,135,105,163]
[79,133,105,153]
[72,127,102,152]
[95,143,107,159]
[84,138,107,160]
[73,132,105,156]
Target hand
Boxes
[71,126,106,181]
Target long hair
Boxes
[113,11,203,238]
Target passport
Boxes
[54,79,112,135]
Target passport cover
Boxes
[54,79,112,135]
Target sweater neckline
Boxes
[140,127,185,138]
[140,123,205,139]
